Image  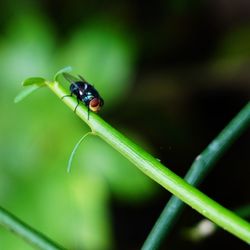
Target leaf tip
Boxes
[54,66,73,82]
[14,95,21,104]
[14,85,43,103]
[22,77,46,86]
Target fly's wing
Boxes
[78,75,88,83]
[62,73,80,84]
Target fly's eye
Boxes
[89,98,102,112]
[90,98,99,107]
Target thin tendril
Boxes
[67,131,94,172]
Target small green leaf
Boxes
[54,66,72,82]
[14,84,43,103]
[22,77,46,86]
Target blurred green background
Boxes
[0,1,249,250]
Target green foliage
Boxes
[1,10,141,250]
[2,2,250,250]
[10,56,250,249]
[0,13,55,86]
[5,12,147,248]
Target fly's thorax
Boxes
[83,91,95,104]
[70,82,87,97]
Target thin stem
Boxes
[142,102,250,250]
[183,204,250,241]
[46,81,250,244]
[0,206,66,250]
[67,132,94,172]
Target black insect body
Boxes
[62,73,104,119]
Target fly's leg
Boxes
[61,93,79,112]
[74,99,80,113]
[87,105,90,120]
[61,93,72,100]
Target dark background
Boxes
[0,0,249,249]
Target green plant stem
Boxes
[142,102,250,250]
[46,81,250,244]
[0,206,66,250]
[183,204,250,241]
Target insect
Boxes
[62,72,104,119]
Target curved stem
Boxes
[46,81,250,244]
[67,131,94,172]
